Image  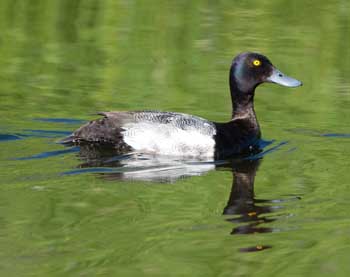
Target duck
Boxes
[61,52,302,159]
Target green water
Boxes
[1,0,350,276]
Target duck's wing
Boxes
[61,111,217,156]
[111,111,216,135]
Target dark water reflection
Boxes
[222,159,276,237]
[70,143,299,249]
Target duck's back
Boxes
[62,111,217,157]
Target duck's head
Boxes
[230,52,302,95]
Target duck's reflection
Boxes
[75,145,281,237]
[76,144,216,182]
[221,159,275,235]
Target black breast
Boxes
[214,118,261,159]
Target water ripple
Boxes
[16,147,79,160]
[33,118,85,124]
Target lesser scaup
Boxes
[61,52,302,159]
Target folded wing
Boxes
[61,111,217,157]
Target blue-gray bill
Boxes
[267,67,302,87]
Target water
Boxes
[1,0,350,276]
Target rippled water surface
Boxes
[1,1,350,276]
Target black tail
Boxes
[59,134,75,145]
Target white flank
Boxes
[122,122,216,158]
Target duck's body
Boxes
[62,52,302,159]
[62,110,260,159]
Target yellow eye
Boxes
[253,60,261,66]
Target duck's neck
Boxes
[231,93,257,121]
[230,80,258,126]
